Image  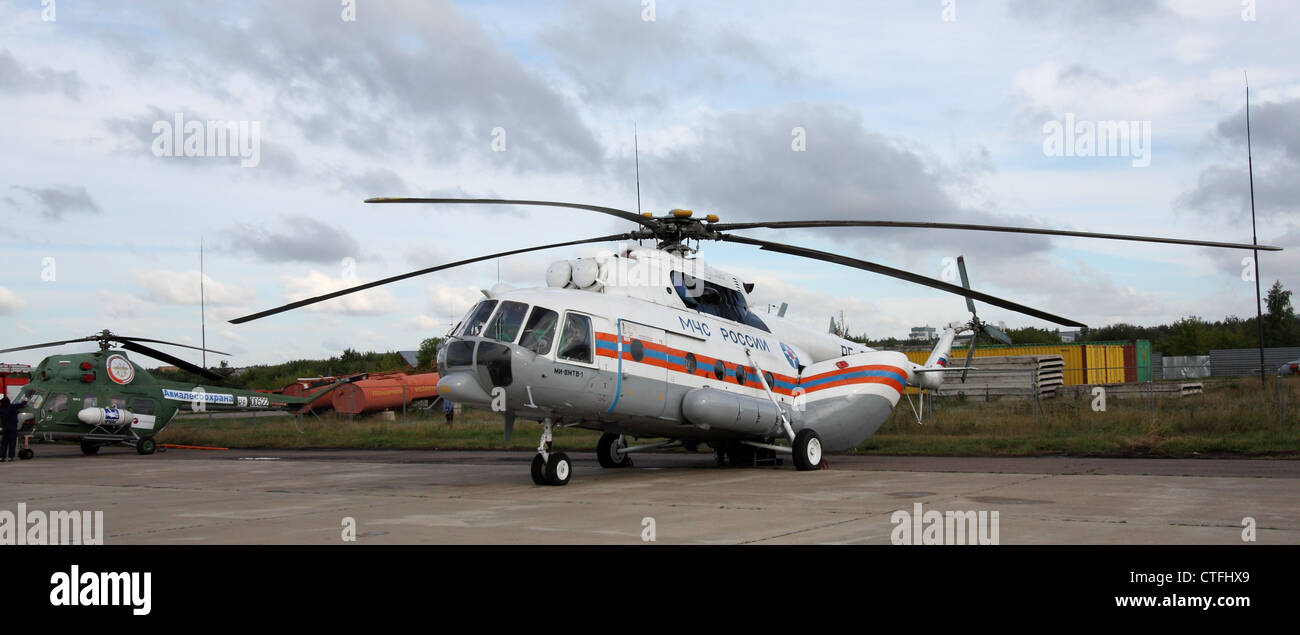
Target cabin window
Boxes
[485,301,529,343]
[713,360,726,380]
[557,314,593,364]
[457,300,498,337]
[685,353,698,374]
[45,393,68,414]
[110,395,127,409]
[82,395,98,408]
[131,398,155,416]
[519,307,560,355]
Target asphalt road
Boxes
[3,445,1297,544]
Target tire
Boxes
[545,452,572,486]
[597,433,632,468]
[530,453,547,485]
[18,449,33,460]
[80,442,100,456]
[792,429,823,471]
[729,444,755,467]
[137,438,157,456]
[714,448,727,466]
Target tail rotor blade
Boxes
[983,322,1013,346]
[960,334,978,384]
[956,255,976,316]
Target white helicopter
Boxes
[232,198,1279,485]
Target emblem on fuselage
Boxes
[106,354,135,385]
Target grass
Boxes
[155,377,1300,458]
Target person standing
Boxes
[442,397,455,426]
[0,396,28,462]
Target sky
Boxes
[1,0,1297,368]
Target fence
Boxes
[902,363,1296,428]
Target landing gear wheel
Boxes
[792,429,823,471]
[80,442,100,456]
[545,452,572,486]
[18,449,33,460]
[597,433,633,468]
[136,438,157,456]
[530,453,547,485]
[714,448,728,466]
[729,444,755,467]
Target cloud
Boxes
[537,0,805,108]
[0,49,84,99]
[8,185,100,220]
[1006,0,1168,25]
[133,270,255,306]
[404,314,439,330]
[1178,98,1300,223]
[226,215,360,264]
[121,0,603,172]
[282,270,399,315]
[647,103,1053,265]
[0,286,26,315]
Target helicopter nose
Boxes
[436,372,493,405]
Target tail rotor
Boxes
[957,256,1013,383]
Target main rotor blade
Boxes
[712,219,1283,251]
[365,197,659,230]
[116,336,230,356]
[0,337,98,354]
[121,341,225,382]
[720,234,1087,328]
[230,233,636,324]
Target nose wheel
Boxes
[531,418,573,486]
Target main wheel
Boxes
[597,433,633,468]
[18,448,33,460]
[729,444,755,467]
[80,442,100,456]
[545,452,572,486]
[530,453,547,485]
[136,438,157,456]
[792,429,823,471]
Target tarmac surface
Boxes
[4,444,1298,544]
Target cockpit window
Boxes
[671,270,770,332]
[519,307,560,355]
[18,389,43,409]
[457,300,498,337]
[485,301,529,343]
[557,313,593,364]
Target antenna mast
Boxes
[1246,72,1265,387]
[634,123,642,215]
[200,237,207,370]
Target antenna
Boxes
[200,237,206,370]
[634,123,642,215]
[1245,71,1265,386]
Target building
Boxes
[909,325,937,342]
